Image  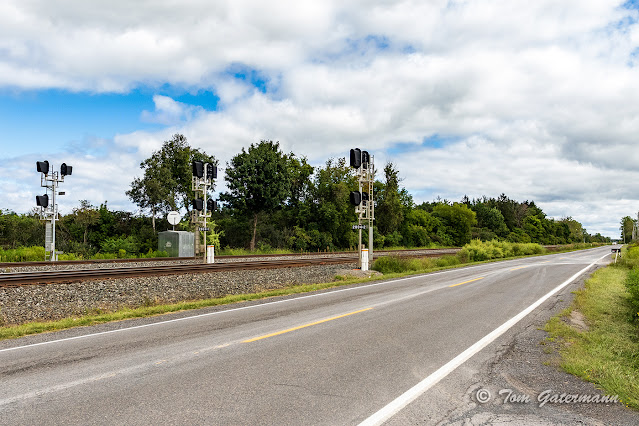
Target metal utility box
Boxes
[158,231,194,257]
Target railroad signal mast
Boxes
[348,148,374,269]
[36,161,72,261]
[191,161,217,262]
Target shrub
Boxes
[0,246,46,262]
[100,236,140,256]
[372,255,406,274]
[435,255,461,268]
[384,231,403,248]
[457,239,545,262]
[625,268,639,313]
[620,245,639,270]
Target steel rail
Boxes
[0,248,461,269]
[0,256,360,288]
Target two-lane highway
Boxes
[0,246,613,425]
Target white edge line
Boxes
[0,250,606,354]
[358,252,609,426]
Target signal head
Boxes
[349,191,362,206]
[60,163,73,176]
[36,161,50,175]
[206,163,217,180]
[349,148,362,169]
[192,161,204,178]
[36,194,49,208]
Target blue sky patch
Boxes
[0,86,223,157]
[387,134,459,155]
[225,64,270,93]
[623,0,639,10]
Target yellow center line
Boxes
[449,277,484,288]
[510,265,530,271]
[243,307,373,343]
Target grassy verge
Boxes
[544,266,639,410]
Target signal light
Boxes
[192,161,204,178]
[206,163,217,180]
[361,151,370,168]
[60,163,72,176]
[36,194,49,208]
[207,198,216,212]
[349,148,361,169]
[36,161,49,175]
[193,198,204,211]
[350,191,362,206]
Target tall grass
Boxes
[0,246,46,262]
[545,267,639,409]
[373,254,461,274]
[0,246,168,262]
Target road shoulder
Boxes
[388,262,639,425]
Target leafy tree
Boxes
[310,157,358,250]
[432,202,476,246]
[400,208,440,247]
[474,203,509,237]
[620,216,635,243]
[220,141,291,251]
[127,134,216,230]
[559,217,585,243]
[376,162,405,235]
[0,210,43,249]
[71,200,101,246]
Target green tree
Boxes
[620,216,635,243]
[220,141,291,251]
[71,200,101,247]
[474,203,509,238]
[0,210,43,249]
[376,162,405,235]
[127,134,216,231]
[310,157,358,250]
[400,208,441,247]
[432,202,477,246]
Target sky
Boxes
[1,0,639,239]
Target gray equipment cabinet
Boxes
[158,231,195,257]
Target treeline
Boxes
[0,136,609,256]
[0,202,159,258]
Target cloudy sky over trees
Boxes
[1,0,638,237]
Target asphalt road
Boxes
[0,246,630,425]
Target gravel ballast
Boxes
[0,263,358,325]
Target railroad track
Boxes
[0,248,459,269]
[0,257,359,288]
[0,248,461,288]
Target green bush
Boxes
[100,236,140,255]
[620,245,639,270]
[0,246,46,262]
[625,268,639,313]
[58,253,84,260]
[435,255,461,268]
[457,239,545,262]
[372,256,408,274]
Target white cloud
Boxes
[2,0,639,238]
